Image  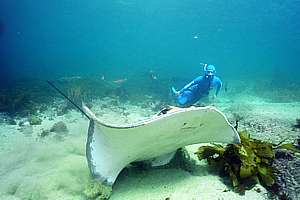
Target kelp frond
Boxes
[195,130,275,194]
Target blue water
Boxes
[1,0,300,84]
[1,2,300,199]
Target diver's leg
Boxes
[177,91,194,107]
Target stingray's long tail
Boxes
[47,80,91,120]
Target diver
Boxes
[171,64,222,107]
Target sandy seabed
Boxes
[0,94,299,200]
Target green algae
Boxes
[29,115,42,125]
[83,179,112,200]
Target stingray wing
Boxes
[83,105,240,186]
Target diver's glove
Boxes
[171,87,180,97]
[213,94,217,99]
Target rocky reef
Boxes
[0,79,55,116]
[271,142,300,200]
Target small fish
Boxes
[149,70,157,80]
[113,78,127,84]
[151,74,157,80]
[224,82,228,92]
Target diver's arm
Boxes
[179,76,202,94]
[214,77,222,96]
[179,81,194,94]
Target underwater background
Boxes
[1,0,300,85]
[1,1,300,200]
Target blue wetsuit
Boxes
[174,75,222,107]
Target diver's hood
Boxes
[204,65,216,75]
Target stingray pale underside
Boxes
[83,105,240,186]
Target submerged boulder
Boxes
[50,121,68,134]
[48,121,69,140]
[37,122,69,140]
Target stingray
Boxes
[83,105,240,187]
[46,81,240,198]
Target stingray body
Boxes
[83,105,240,186]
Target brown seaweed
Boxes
[195,130,275,194]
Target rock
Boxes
[50,121,68,134]
[101,104,108,109]
[7,118,17,125]
[19,120,30,126]
[272,149,300,200]
[295,118,300,128]
[56,106,69,116]
[294,139,300,149]
[29,115,42,125]
[39,129,51,138]
[275,149,294,160]
[39,104,48,112]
